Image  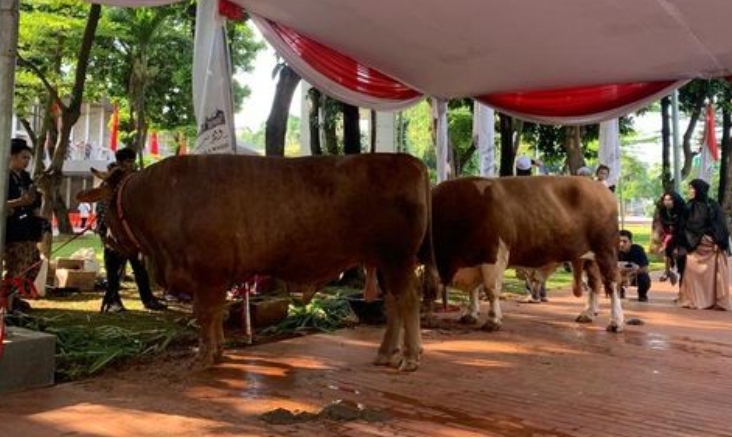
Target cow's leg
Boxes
[576,261,602,323]
[596,253,624,333]
[479,254,508,331]
[375,265,421,372]
[459,284,482,324]
[191,284,228,368]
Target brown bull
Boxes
[78,153,432,371]
[425,175,624,332]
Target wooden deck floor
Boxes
[1,278,732,437]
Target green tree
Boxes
[15,0,104,234]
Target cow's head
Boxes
[75,167,126,203]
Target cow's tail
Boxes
[418,174,442,313]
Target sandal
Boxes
[659,273,669,282]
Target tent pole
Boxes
[0,0,20,267]
[671,90,681,192]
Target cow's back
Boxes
[122,153,430,287]
[432,176,618,280]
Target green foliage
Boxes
[259,287,358,334]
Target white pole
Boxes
[672,90,681,191]
[0,0,20,268]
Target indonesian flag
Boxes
[704,103,719,161]
[109,103,119,151]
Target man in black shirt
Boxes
[618,229,651,302]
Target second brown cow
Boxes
[425,175,624,332]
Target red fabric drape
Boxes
[218,0,244,21]
[109,104,119,151]
[271,22,421,101]
[476,81,677,118]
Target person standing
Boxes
[96,148,166,313]
[514,154,549,302]
[618,229,651,302]
[651,191,686,285]
[676,179,730,311]
[595,164,616,192]
[4,138,43,313]
[77,201,91,229]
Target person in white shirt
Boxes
[78,201,92,228]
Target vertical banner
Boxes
[474,102,495,177]
[599,118,621,187]
[149,131,159,155]
[109,103,119,152]
[698,103,719,182]
[433,98,449,182]
[192,0,237,154]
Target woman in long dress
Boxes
[676,179,731,311]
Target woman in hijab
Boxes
[676,179,731,310]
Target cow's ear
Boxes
[76,186,110,202]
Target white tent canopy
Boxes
[92,0,732,125]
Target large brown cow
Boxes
[78,153,432,371]
[425,175,624,332]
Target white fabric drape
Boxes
[599,118,621,187]
[433,98,449,182]
[192,0,237,154]
[474,102,495,177]
[251,14,424,112]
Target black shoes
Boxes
[638,296,649,302]
[143,298,167,311]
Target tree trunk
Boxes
[562,125,584,174]
[660,96,672,191]
[307,88,322,155]
[342,102,360,154]
[498,112,514,176]
[322,96,339,155]
[370,110,377,153]
[265,64,301,156]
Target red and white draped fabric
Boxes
[477,81,689,126]
[599,119,621,187]
[192,0,237,154]
[251,14,423,112]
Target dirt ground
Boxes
[1,275,732,437]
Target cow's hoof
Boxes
[480,321,501,332]
[190,354,215,371]
[397,358,419,372]
[575,313,593,324]
[459,314,479,324]
[606,322,624,333]
[373,352,401,367]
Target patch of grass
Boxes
[51,233,103,260]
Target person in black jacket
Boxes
[4,138,42,313]
[618,229,651,302]
[676,179,730,310]
[96,148,166,313]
